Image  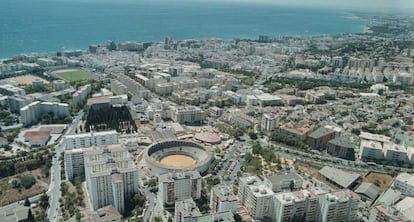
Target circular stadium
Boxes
[144,140,214,175]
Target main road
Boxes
[47,111,83,222]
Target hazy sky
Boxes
[196,0,414,10]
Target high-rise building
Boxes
[318,189,360,222]
[20,101,69,126]
[84,144,139,214]
[261,113,278,132]
[172,106,205,124]
[159,171,202,205]
[393,173,414,196]
[273,189,318,222]
[64,131,119,181]
[238,176,274,220]
[8,95,33,114]
[0,84,25,96]
[53,80,66,91]
[210,185,238,214]
[73,84,91,107]
[63,130,118,149]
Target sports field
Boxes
[54,69,93,82]
[160,154,196,168]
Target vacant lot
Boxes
[363,172,394,191]
[0,169,48,207]
[55,69,93,82]
[2,75,49,85]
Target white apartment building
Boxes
[64,147,93,181]
[73,84,91,107]
[20,101,69,126]
[393,173,414,196]
[63,130,118,149]
[210,185,238,214]
[273,189,318,222]
[359,140,383,160]
[175,198,202,222]
[172,106,205,124]
[383,143,408,163]
[261,113,278,132]
[0,84,25,96]
[159,171,202,205]
[318,189,360,222]
[53,80,66,91]
[238,176,274,220]
[84,144,139,214]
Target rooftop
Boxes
[319,166,361,188]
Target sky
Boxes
[190,0,414,10]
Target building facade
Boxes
[159,171,202,205]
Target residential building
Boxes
[63,130,118,149]
[261,113,278,133]
[84,144,139,214]
[306,125,341,150]
[318,189,360,222]
[175,198,202,222]
[264,172,304,193]
[53,80,66,91]
[159,171,202,205]
[360,140,384,160]
[31,79,44,89]
[73,84,92,107]
[210,185,238,214]
[0,84,25,96]
[172,106,205,124]
[81,205,122,222]
[273,189,318,222]
[393,173,414,196]
[238,176,274,220]
[326,135,358,161]
[8,95,33,114]
[383,143,408,163]
[20,101,70,126]
[64,147,93,181]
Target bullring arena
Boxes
[144,140,214,175]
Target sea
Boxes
[0,0,367,58]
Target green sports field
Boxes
[55,70,93,82]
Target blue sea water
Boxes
[0,0,366,58]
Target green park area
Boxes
[55,70,93,82]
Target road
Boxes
[142,188,156,222]
[47,110,84,222]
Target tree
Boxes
[28,209,35,222]
[20,175,36,189]
[153,216,163,222]
[40,193,49,209]
[24,197,31,206]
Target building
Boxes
[210,185,238,214]
[172,106,205,124]
[64,147,93,181]
[0,204,30,222]
[8,95,33,114]
[53,80,66,91]
[261,113,278,133]
[84,144,139,214]
[110,79,127,95]
[0,137,7,146]
[319,166,361,189]
[359,140,384,160]
[175,198,202,222]
[31,79,44,90]
[393,173,414,196]
[73,84,92,107]
[306,126,341,150]
[159,171,202,205]
[198,212,235,222]
[23,130,51,148]
[20,101,70,126]
[81,205,122,222]
[383,143,408,163]
[326,135,358,161]
[63,130,118,149]
[354,183,381,201]
[273,189,318,222]
[256,94,283,106]
[264,172,304,193]
[369,197,414,222]
[238,176,274,220]
[318,189,360,222]
[0,84,25,96]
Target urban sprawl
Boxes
[0,14,414,222]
